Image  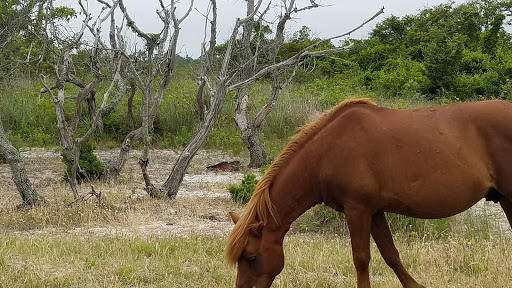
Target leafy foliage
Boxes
[0,0,76,81]
[228,173,258,204]
[2,0,512,155]
[326,0,512,98]
[62,141,104,183]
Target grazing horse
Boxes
[225,98,512,288]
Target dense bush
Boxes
[292,204,348,234]
[372,58,430,97]
[329,1,512,99]
[62,141,104,183]
[228,173,258,204]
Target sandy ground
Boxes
[0,148,251,237]
[0,148,510,238]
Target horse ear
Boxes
[249,222,264,237]
[228,211,240,224]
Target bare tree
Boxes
[0,0,46,207]
[0,89,46,207]
[103,0,194,187]
[233,0,385,168]
[159,0,264,198]
[39,0,126,199]
[158,1,385,197]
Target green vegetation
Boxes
[227,173,259,204]
[344,1,512,99]
[2,1,511,158]
[1,1,511,287]
[0,224,508,287]
[277,1,512,100]
[62,141,104,183]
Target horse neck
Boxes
[268,171,322,234]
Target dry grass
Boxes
[0,232,511,287]
[1,149,511,287]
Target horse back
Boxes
[303,100,512,217]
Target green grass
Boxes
[0,68,455,157]
[0,235,234,287]
[0,230,510,288]
[0,180,509,288]
[292,204,500,242]
[2,68,509,287]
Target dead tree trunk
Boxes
[242,127,266,167]
[232,0,314,168]
[162,0,263,198]
[126,80,136,129]
[233,0,268,168]
[39,0,126,198]
[104,127,142,182]
[161,2,385,197]
[104,0,194,190]
[163,80,229,197]
[0,93,45,207]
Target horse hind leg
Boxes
[499,196,512,231]
[371,213,426,288]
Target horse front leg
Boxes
[345,205,372,288]
[371,213,425,288]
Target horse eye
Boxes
[247,256,257,262]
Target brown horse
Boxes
[226,98,512,288]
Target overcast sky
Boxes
[57,0,467,58]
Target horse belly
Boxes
[383,177,489,219]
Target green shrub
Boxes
[501,80,512,100]
[480,70,502,98]
[228,173,258,204]
[452,73,481,100]
[62,141,104,183]
[372,58,430,97]
[293,205,453,238]
[459,50,490,75]
[386,213,453,240]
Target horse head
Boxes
[228,211,284,288]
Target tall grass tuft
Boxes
[292,204,500,243]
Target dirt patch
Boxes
[0,148,252,237]
[0,148,509,238]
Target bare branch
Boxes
[67,185,102,207]
[322,7,385,42]
[227,7,384,91]
[205,0,217,71]
[219,0,264,79]
[38,74,58,103]
[178,0,195,25]
[196,78,207,121]
[293,0,319,13]
[153,0,195,116]
[96,0,112,8]
[118,0,154,43]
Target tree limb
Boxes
[227,7,384,91]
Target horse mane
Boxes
[225,98,376,266]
